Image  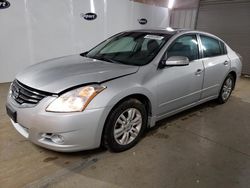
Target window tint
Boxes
[166,35,199,61]
[200,35,222,57]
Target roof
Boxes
[127,28,191,35]
[123,28,226,44]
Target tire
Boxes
[217,74,235,104]
[103,98,147,152]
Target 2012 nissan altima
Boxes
[6,29,242,152]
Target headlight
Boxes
[46,85,106,112]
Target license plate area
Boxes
[6,105,17,123]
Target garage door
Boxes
[196,0,250,75]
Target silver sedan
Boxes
[6,29,242,152]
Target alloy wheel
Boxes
[222,77,233,101]
[114,108,142,145]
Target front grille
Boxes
[11,79,49,105]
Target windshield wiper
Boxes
[80,51,89,57]
[93,56,121,64]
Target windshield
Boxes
[84,32,172,66]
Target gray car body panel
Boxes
[16,55,139,93]
[7,29,242,151]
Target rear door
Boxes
[199,34,230,99]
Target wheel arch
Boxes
[100,92,153,147]
[108,93,152,118]
[220,70,237,92]
[228,70,237,89]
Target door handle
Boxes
[224,61,229,65]
[195,69,203,76]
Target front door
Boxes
[156,34,204,117]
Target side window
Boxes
[200,35,222,57]
[220,41,227,55]
[166,35,199,61]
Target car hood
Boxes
[16,55,139,93]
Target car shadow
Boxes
[145,99,218,136]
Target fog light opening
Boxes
[51,134,64,144]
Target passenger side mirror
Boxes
[164,56,189,66]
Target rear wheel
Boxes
[217,74,235,104]
[103,99,147,152]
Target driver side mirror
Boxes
[161,56,189,67]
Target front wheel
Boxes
[217,74,235,104]
[103,99,147,152]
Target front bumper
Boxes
[6,95,110,152]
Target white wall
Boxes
[0,0,170,83]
